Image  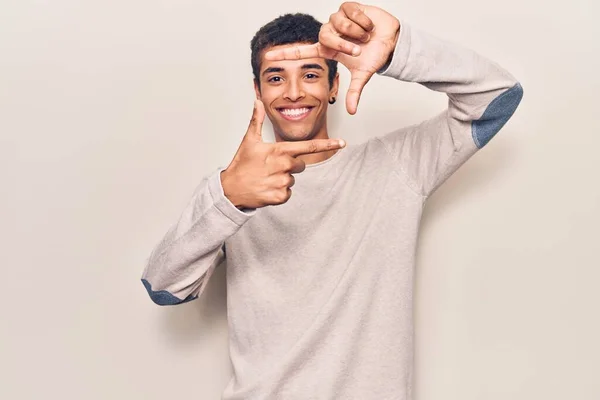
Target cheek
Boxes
[259,91,275,104]
[307,83,330,97]
[258,83,277,99]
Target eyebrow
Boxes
[262,63,325,76]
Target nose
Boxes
[283,78,305,102]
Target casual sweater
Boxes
[141,19,524,400]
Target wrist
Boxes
[220,170,246,209]
[378,26,400,74]
[377,50,394,74]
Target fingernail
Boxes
[352,46,360,56]
[339,139,346,147]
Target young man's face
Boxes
[254,42,339,142]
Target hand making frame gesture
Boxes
[265,2,400,115]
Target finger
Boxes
[340,2,374,32]
[277,138,346,157]
[331,11,370,42]
[319,26,362,57]
[283,156,307,174]
[289,159,306,174]
[287,173,296,188]
[264,43,322,61]
[246,99,265,142]
[346,69,373,115]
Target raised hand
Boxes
[220,99,346,209]
[264,2,400,115]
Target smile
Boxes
[277,107,314,121]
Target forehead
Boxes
[259,43,327,72]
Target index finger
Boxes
[277,138,346,156]
[264,43,332,61]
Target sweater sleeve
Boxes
[140,166,257,306]
[375,20,524,198]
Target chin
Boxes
[281,127,317,141]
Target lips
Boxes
[276,106,315,121]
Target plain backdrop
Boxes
[1,0,599,399]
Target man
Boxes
[141,2,523,399]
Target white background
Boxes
[1,0,598,399]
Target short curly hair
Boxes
[250,13,338,90]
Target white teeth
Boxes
[280,107,310,116]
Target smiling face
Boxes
[254,43,339,143]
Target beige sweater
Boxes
[141,19,523,400]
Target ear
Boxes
[254,79,261,99]
[330,73,340,98]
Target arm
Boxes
[140,166,257,306]
[141,99,347,306]
[375,20,524,197]
[262,4,524,198]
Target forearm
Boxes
[378,20,522,125]
[141,167,257,305]
[375,20,524,197]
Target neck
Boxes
[274,122,339,166]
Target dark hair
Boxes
[250,13,338,90]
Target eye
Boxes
[305,73,319,79]
[267,76,282,83]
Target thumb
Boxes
[246,99,266,142]
[346,69,373,115]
